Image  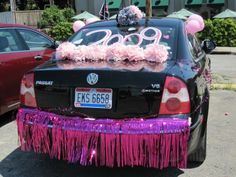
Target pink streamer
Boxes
[17,108,190,169]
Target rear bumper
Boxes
[17,108,190,169]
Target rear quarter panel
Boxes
[0,49,54,115]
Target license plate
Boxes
[74,88,112,109]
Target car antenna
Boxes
[146,0,152,19]
[145,0,152,27]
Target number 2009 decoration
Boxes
[84,27,163,46]
[57,27,169,63]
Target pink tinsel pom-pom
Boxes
[144,44,168,63]
[107,43,144,61]
[129,5,143,19]
[56,42,168,63]
[56,42,76,59]
[126,45,144,61]
[71,45,88,61]
[106,43,128,61]
[92,45,108,60]
[61,45,108,61]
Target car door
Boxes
[0,27,55,114]
[187,33,210,97]
[16,28,55,65]
[0,28,27,113]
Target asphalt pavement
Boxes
[210,54,236,83]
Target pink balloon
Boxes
[73,20,85,32]
[186,20,201,35]
[188,14,205,31]
[86,18,99,25]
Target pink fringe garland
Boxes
[16,108,190,169]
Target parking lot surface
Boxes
[0,90,236,177]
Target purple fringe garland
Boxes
[16,108,190,169]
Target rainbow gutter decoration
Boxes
[15,5,206,169]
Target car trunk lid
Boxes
[34,60,173,118]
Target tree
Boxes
[0,0,10,12]
[16,0,48,10]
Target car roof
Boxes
[85,18,184,29]
[0,23,53,41]
[0,23,35,29]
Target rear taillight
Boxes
[20,73,37,107]
[159,76,190,115]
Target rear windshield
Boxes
[69,26,176,60]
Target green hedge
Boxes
[48,22,73,41]
[62,8,75,22]
[38,6,65,28]
[38,6,75,41]
[197,19,236,47]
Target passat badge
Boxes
[87,73,98,85]
[35,81,53,86]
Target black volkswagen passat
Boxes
[17,18,215,169]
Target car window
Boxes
[18,29,53,51]
[0,29,21,53]
[187,34,203,59]
[70,26,176,60]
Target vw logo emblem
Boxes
[87,73,98,85]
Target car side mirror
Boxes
[201,39,216,54]
[51,41,61,49]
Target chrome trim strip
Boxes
[7,102,20,108]
[0,49,52,54]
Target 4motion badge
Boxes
[141,83,161,93]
